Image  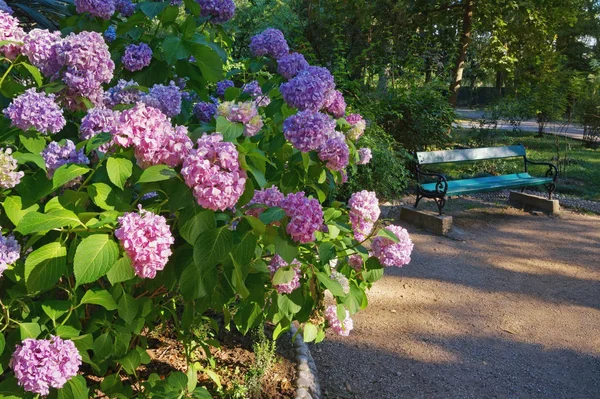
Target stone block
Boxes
[399,206,453,236]
[509,191,560,214]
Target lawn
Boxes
[426,128,600,200]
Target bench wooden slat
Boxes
[420,173,553,196]
[416,145,526,165]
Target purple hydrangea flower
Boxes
[245,186,284,219]
[283,110,336,153]
[249,28,289,59]
[0,229,20,276]
[10,336,82,396]
[348,254,363,272]
[318,132,349,172]
[244,115,263,137]
[0,148,24,189]
[280,66,335,111]
[142,81,183,117]
[21,29,63,77]
[80,108,121,153]
[324,90,347,118]
[348,190,380,242]
[215,79,234,97]
[115,0,135,17]
[74,0,116,20]
[277,52,309,80]
[268,254,301,294]
[371,225,414,267]
[0,1,13,14]
[104,79,143,108]
[217,101,257,124]
[193,101,217,122]
[122,43,152,72]
[242,80,270,107]
[104,25,117,42]
[280,192,324,244]
[3,89,66,135]
[357,147,372,165]
[197,0,235,23]
[0,10,25,59]
[41,140,90,179]
[324,305,353,336]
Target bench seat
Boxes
[420,173,554,197]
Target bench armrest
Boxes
[525,159,558,181]
[415,166,449,195]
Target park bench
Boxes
[414,145,558,215]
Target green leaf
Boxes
[24,242,67,292]
[117,293,139,324]
[57,375,89,399]
[193,227,233,268]
[107,157,133,190]
[137,165,177,183]
[179,209,215,245]
[117,349,141,375]
[73,235,119,287]
[86,132,112,153]
[230,255,250,299]
[41,300,70,322]
[258,207,286,225]
[275,235,297,263]
[16,209,81,235]
[316,272,346,297]
[88,182,115,211]
[20,322,41,340]
[13,151,46,170]
[272,266,295,285]
[163,35,189,64]
[188,44,224,82]
[215,116,244,141]
[19,132,46,154]
[52,164,91,190]
[0,332,5,357]
[377,228,400,243]
[179,247,214,301]
[183,0,200,16]
[139,1,168,18]
[56,325,80,339]
[303,322,318,343]
[2,196,39,226]
[233,302,261,335]
[93,333,113,361]
[106,256,136,285]
[277,293,302,316]
[22,63,43,87]
[80,289,118,310]
[318,242,336,265]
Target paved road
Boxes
[455,108,585,141]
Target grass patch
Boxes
[424,128,600,200]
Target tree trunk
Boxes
[448,0,474,108]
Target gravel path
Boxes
[311,200,600,398]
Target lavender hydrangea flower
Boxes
[348,190,380,242]
[346,113,366,141]
[245,186,284,219]
[197,0,236,23]
[10,336,82,396]
[122,43,152,71]
[0,228,20,276]
[280,192,324,244]
[277,52,309,80]
[21,29,63,77]
[0,1,13,14]
[324,305,353,336]
[74,0,116,20]
[242,80,270,107]
[280,66,335,111]
[348,254,363,272]
[244,115,264,137]
[80,108,120,153]
[268,254,301,294]
[323,90,347,118]
[104,79,143,108]
[0,10,25,60]
[371,225,414,267]
[283,110,336,152]
[4,89,66,135]
[249,28,289,59]
[115,0,135,17]
[0,148,24,189]
[104,25,117,42]
[218,101,257,124]
[216,79,234,97]
[41,140,90,179]
[318,133,349,171]
[142,81,183,117]
[357,147,372,165]
[193,101,217,122]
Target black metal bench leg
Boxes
[414,193,422,208]
[434,197,447,216]
[547,183,556,200]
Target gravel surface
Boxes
[311,199,600,399]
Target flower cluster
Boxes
[122,43,152,72]
[104,26,117,42]
[280,192,324,243]
[115,206,175,279]
[318,132,350,172]
[268,255,301,294]
[74,0,116,19]
[194,101,217,122]
[348,254,363,272]
[80,108,121,153]
[371,225,414,267]
[324,305,353,336]
[3,89,66,135]
[21,29,63,77]
[10,336,82,396]
[115,0,135,17]
[105,79,143,108]
[113,103,192,168]
[0,1,12,14]
[142,81,183,117]
[324,90,347,118]
[357,147,372,165]
[348,191,380,242]
[41,140,90,179]
[216,79,234,97]
[245,186,284,218]
[250,28,289,59]
[181,134,247,211]
[345,113,366,141]
[217,101,264,137]
[0,10,24,59]
[280,66,335,111]
[0,229,20,277]
[283,110,336,152]
[242,80,270,107]
[197,0,236,23]
[330,271,350,294]
[0,148,24,189]
[277,52,309,80]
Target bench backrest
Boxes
[416,145,526,165]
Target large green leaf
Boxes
[80,289,118,310]
[179,209,215,245]
[106,157,133,190]
[139,1,168,18]
[179,248,216,301]
[88,182,116,211]
[57,375,89,399]
[163,35,190,64]
[117,349,141,375]
[52,164,91,190]
[20,323,41,340]
[106,256,136,285]
[193,227,233,268]
[117,293,139,324]
[74,235,120,287]
[16,209,82,235]
[24,242,67,292]
[215,116,244,141]
[137,165,177,183]
[316,272,346,297]
[2,196,39,226]
[188,44,224,82]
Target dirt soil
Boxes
[311,196,600,399]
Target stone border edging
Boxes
[289,324,321,399]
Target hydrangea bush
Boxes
[0,2,413,397]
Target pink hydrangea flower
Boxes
[80,108,121,153]
[10,336,82,396]
[371,225,414,267]
[246,186,284,218]
[268,254,301,294]
[345,113,366,141]
[318,132,350,172]
[0,228,20,277]
[0,10,24,59]
[324,305,353,336]
[0,148,24,189]
[115,206,175,279]
[357,147,372,165]
[181,134,247,211]
[21,29,63,77]
[323,90,347,118]
[348,254,363,272]
[348,190,380,241]
[280,192,324,243]
[3,89,66,135]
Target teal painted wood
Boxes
[416,145,526,165]
[421,173,553,196]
